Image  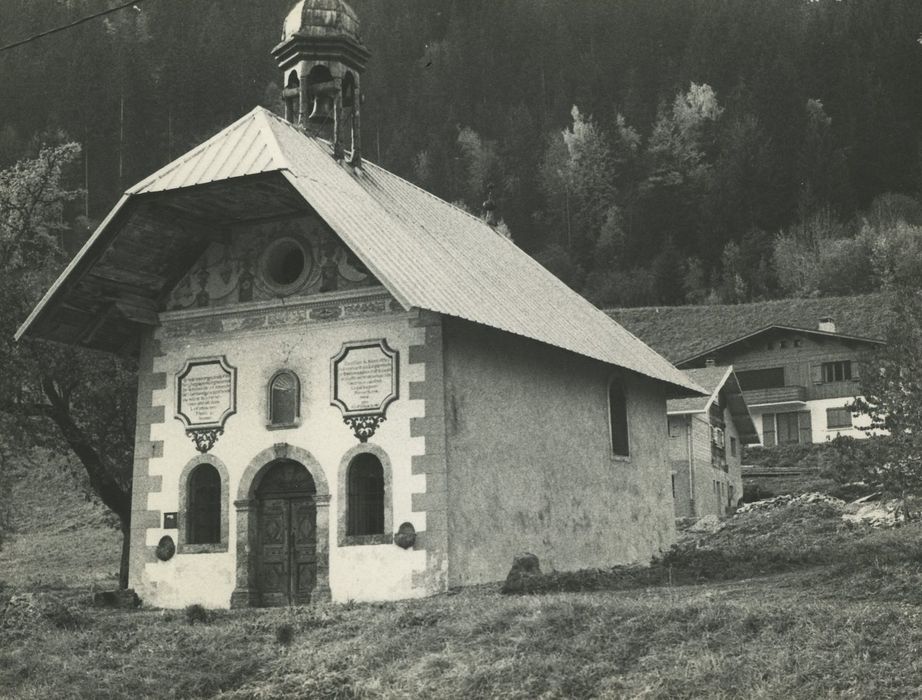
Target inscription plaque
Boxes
[331,340,398,442]
[175,356,237,453]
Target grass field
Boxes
[4,459,922,698]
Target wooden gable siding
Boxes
[682,331,870,403]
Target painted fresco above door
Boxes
[167,215,377,311]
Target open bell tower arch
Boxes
[273,0,370,165]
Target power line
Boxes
[0,0,153,55]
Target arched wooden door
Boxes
[255,460,317,606]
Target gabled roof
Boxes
[668,366,759,444]
[677,324,885,367]
[18,107,702,395]
[607,295,889,364]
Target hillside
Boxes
[0,450,120,590]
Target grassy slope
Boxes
[0,451,120,590]
[6,457,922,698]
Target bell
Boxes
[308,93,335,124]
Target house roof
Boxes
[17,107,702,395]
[678,324,885,366]
[668,366,759,444]
[607,295,889,365]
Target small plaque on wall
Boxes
[163,512,178,529]
[175,356,237,453]
[331,340,398,442]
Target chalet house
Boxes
[668,367,758,518]
[16,0,702,609]
[610,296,887,448]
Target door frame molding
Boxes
[231,443,331,608]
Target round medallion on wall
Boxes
[156,536,176,561]
[260,236,313,296]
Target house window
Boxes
[671,474,676,498]
[776,412,801,445]
[668,416,683,438]
[822,361,852,383]
[268,370,300,426]
[608,378,630,457]
[188,464,221,545]
[736,367,785,391]
[347,453,385,537]
[730,436,737,457]
[827,407,853,429]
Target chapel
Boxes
[17,0,702,608]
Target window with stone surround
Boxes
[178,456,229,554]
[188,464,221,545]
[347,453,385,538]
[268,370,300,428]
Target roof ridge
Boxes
[128,108,265,195]
[253,107,294,172]
[607,292,885,315]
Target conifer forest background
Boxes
[3,0,922,307]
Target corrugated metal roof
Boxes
[22,107,702,394]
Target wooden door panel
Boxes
[256,488,317,606]
[291,498,317,604]
[258,498,290,605]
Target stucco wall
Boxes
[668,415,694,518]
[723,406,743,508]
[442,318,676,587]
[750,398,874,446]
[130,289,440,608]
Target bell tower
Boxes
[273,0,370,166]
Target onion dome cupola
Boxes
[273,0,370,166]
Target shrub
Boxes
[275,623,295,646]
[185,604,210,625]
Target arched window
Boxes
[609,377,630,457]
[268,370,300,426]
[188,464,221,544]
[347,453,385,537]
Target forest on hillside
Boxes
[3,0,922,307]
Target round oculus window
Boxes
[260,237,311,295]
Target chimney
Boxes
[705,357,716,368]
[818,317,836,333]
[482,183,498,227]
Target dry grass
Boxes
[4,577,922,699]
[5,456,922,698]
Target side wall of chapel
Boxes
[441,318,677,588]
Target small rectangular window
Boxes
[668,416,683,438]
[730,436,737,457]
[609,378,630,457]
[671,474,676,499]
[826,407,853,429]
[737,368,785,391]
[821,361,852,383]
[776,412,801,445]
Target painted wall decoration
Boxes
[175,356,238,453]
[331,340,399,442]
[167,215,376,311]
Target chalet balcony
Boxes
[742,385,807,407]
